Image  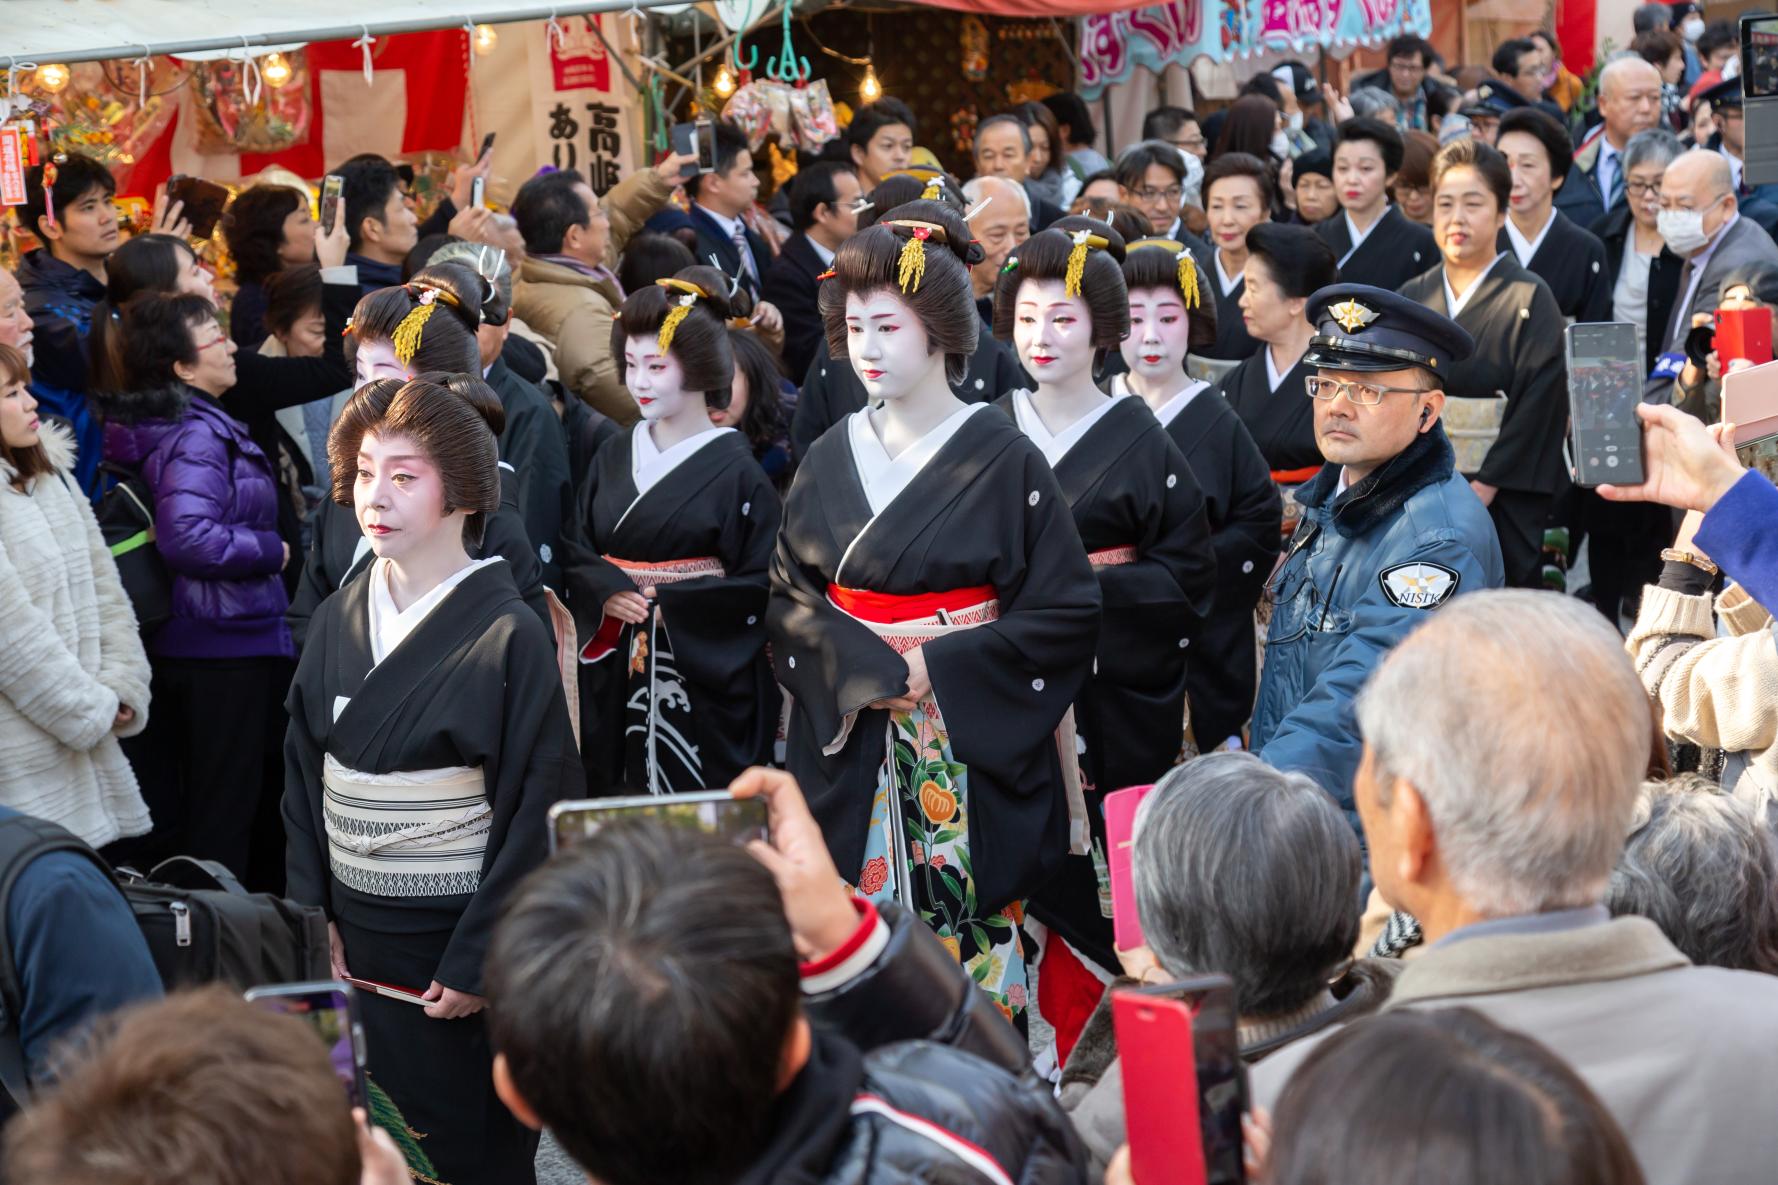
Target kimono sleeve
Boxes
[924,446,1102,776]
[1258,532,1496,813]
[436,617,583,995]
[560,446,638,642]
[282,609,334,914]
[1214,415,1284,614]
[654,462,781,690]
[484,469,552,639]
[1475,285,1569,496]
[791,346,839,461]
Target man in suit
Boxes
[1652,149,1778,411]
[1559,57,1664,233]
[762,162,860,380]
[972,113,1063,232]
[1699,75,1778,234]
[686,121,769,299]
[1251,591,1778,1185]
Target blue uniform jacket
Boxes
[1254,425,1504,816]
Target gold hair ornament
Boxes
[391,284,463,367]
[883,219,946,294]
[653,277,711,353]
[1064,229,1110,299]
[1128,238,1201,310]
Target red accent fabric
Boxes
[1038,935,1106,1067]
[799,898,878,979]
[1271,465,1323,485]
[578,614,624,663]
[1556,0,1598,79]
[826,583,997,624]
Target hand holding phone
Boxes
[1115,976,1247,1185]
[1104,784,1156,952]
[1565,322,1646,488]
[730,767,860,963]
[320,173,345,235]
[245,981,369,1108]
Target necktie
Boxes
[1664,258,1694,354]
[732,223,758,286]
[1604,152,1623,208]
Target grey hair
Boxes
[1349,88,1404,122]
[1355,591,1651,917]
[1607,774,1778,973]
[1132,751,1361,1017]
[962,173,1032,222]
[428,239,513,323]
[975,113,1033,153]
[1622,127,1683,176]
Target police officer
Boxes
[1253,283,1505,819]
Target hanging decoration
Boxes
[1077,0,1431,98]
[190,52,312,155]
[961,16,990,81]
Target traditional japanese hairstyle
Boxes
[346,262,486,375]
[610,263,750,407]
[856,170,967,228]
[327,375,502,548]
[1122,237,1218,351]
[817,198,983,385]
[992,216,1131,350]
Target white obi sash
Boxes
[322,755,491,898]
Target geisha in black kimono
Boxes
[284,377,581,1185]
[991,219,1217,974]
[769,199,1101,1020]
[1115,239,1281,753]
[564,265,781,795]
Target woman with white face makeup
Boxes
[987,219,1216,985]
[563,265,781,796]
[285,376,580,1185]
[287,264,551,650]
[770,199,1101,1025]
[1115,239,1281,759]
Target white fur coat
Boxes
[0,423,152,845]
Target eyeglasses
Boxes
[1169,136,1207,152]
[1389,59,1426,73]
[193,335,230,353]
[1305,376,1426,405]
[1625,179,1663,198]
[1135,185,1186,204]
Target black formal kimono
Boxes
[1113,374,1282,749]
[1212,347,1322,474]
[287,466,550,651]
[770,404,1100,1018]
[284,560,581,1185]
[1314,205,1437,291]
[789,328,1025,460]
[565,425,780,795]
[996,391,1216,973]
[1496,209,1613,323]
[1189,245,1263,361]
[1399,255,1568,588]
[487,357,573,589]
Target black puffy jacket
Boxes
[735,905,1090,1185]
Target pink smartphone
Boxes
[1113,976,1246,1184]
[1105,784,1155,951]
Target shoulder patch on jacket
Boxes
[1379,561,1459,609]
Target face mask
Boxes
[1682,15,1706,42]
[1657,206,1711,254]
[1724,54,1741,80]
[1287,111,1305,132]
[1269,130,1290,160]
[1540,63,1559,88]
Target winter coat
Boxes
[736,904,1090,1185]
[97,385,293,661]
[17,249,106,495]
[0,422,152,846]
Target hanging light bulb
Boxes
[473,24,499,56]
[260,51,293,89]
[35,63,71,94]
[860,62,882,103]
[713,62,736,97]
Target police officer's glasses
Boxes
[1305,376,1426,406]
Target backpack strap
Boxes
[0,815,123,1103]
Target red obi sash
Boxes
[826,583,997,625]
[579,555,724,663]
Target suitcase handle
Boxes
[147,856,247,896]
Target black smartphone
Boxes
[245,980,369,1109]
[1114,975,1246,1185]
[669,122,703,182]
[1744,15,1778,189]
[478,131,497,161]
[167,174,230,240]
[547,792,769,853]
[1565,321,1646,488]
[320,173,345,235]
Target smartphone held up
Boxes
[547,791,769,853]
[245,980,370,1109]
[1114,975,1247,1185]
[1565,322,1646,488]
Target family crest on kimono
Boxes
[768,198,1102,1021]
[990,218,1218,975]
[284,376,582,1185]
[564,264,781,796]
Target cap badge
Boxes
[1330,298,1379,333]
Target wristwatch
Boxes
[1661,548,1719,575]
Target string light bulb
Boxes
[260,52,293,89]
[35,63,71,93]
[860,62,882,103]
[713,62,736,98]
[473,24,499,55]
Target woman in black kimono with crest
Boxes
[285,377,580,1185]
[564,265,780,795]
[769,199,1101,1020]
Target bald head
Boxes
[1355,591,1651,916]
[1598,56,1664,147]
[1665,148,1734,202]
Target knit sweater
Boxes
[0,423,153,846]
[1628,579,1778,812]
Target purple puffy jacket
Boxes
[100,386,294,661]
